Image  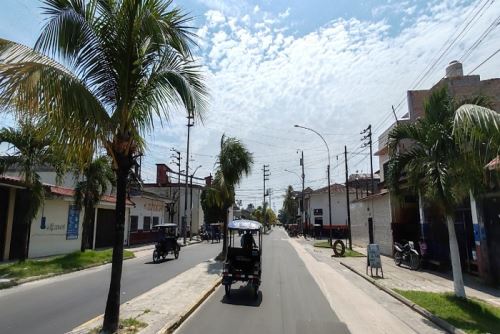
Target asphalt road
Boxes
[175,229,350,334]
[0,242,220,334]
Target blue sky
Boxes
[1,0,499,209]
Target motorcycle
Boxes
[394,240,420,270]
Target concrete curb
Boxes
[162,278,222,334]
[339,262,466,334]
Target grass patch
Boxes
[0,249,134,281]
[89,318,147,334]
[395,290,500,334]
[313,241,365,257]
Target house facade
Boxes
[371,61,500,284]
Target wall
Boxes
[308,191,351,226]
[29,198,84,258]
[350,193,393,256]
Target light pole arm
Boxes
[294,125,330,165]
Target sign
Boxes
[66,205,80,240]
[366,243,384,278]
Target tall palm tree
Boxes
[0,1,207,332]
[74,156,115,252]
[0,122,64,261]
[386,87,489,298]
[210,135,253,256]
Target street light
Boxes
[294,124,333,244]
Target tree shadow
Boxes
[221,284,263,307]
[205,260,222,274]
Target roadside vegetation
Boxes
[90,317,147,334]
[395,290,500,334]
[0,249,134,282]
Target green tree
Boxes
[74,156,115,252]
[453,104,500,161]
[0,122,64,261]
[282,185,298,224]
[208,135,253,256]
[386,87,489,298]
[0,1,207,332]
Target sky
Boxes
[1,0,500,211]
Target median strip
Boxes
[69,259,222,334]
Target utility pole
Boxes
[300,150,306,237]
[183,111,194,245]
[263,165,270,229]
[361,124,374,244]
[171,149,181,230]
[344,146,352,250]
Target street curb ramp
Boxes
[161,278,221,334]
[339,262,467,334]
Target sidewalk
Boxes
[69,259,222,334]
[303,238,500,307]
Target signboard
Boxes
[66,205,80,240]
[366,243,383,277]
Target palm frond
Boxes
[454,104,500,153]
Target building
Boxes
[142,164,207,236]
[306,184,355,238]
[374,61,500,284]
[128,190,173,245]
[0,175,132,260]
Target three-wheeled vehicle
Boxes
[152,224,181,263]
[222,219,262,298]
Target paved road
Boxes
[175,229,350,334]
[0,242,220,334]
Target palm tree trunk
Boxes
[102,165,128,333]
[80,203,92,252]
[446,215,466,298]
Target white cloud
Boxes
[142,0,500,207]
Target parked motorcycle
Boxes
[394,241,420,270]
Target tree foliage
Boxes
[281,185,298,224]
[0,1,208,332]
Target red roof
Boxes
[48,185,134,205]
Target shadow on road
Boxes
[206,260,222,274]
[221,284,263,307]
[143,258,175,265]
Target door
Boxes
[0,187,9,260]
[95,208,116,248]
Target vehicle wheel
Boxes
[394,251,402,266]
[153,250,160,263]
[224,284,231,297]
[410,253,420,270]
[332,239,346,257]
[174,248,179,259]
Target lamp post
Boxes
[294,124,333,244]
[189,165,202,241]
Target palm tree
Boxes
[0,122,64,261]
[74,156,115,252]
[386,87,490,298]
[0,1,207,332]
[282,185,297,225]
[453,104,500,162]
[209,135,253,256]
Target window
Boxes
[153,216,159,227]
[313,208,323,216]
[130,216,138,232]
[143,216,151,231]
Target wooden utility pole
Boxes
[263,165,270,228]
